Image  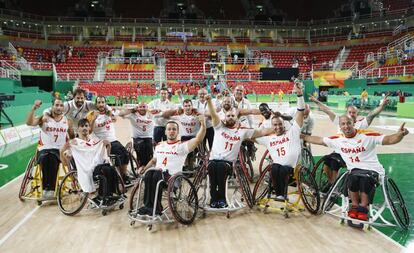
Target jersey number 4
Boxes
[162,157,168,166]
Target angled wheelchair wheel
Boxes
[114,167,126,195]
[238,150,254,183]
[19,155,39,201]
[234,162,254,208]
[57,171,87,216]
[168,174,199,225]
[297,166,320,214]
[253,165,272,203]
[258,150,272,175]
[125,142,140,179]
[300,147,315,172]
[129,178,144,211]
[127,151,140,179]
[384,177,410,230]
[322,171,348,212]
[192,163,207,193]
[311,156,330,193]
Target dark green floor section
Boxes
[376,153,414,246]
[0,145,413,246]
[0,142,37,187]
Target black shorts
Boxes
[347,169,379,194]
[181,136,195,142]
[110,141,129,166]
[324,152,346,171]
[37,149,60,164]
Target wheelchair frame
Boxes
[57,157,127,216]
[18,152,68,206]
[192,159,254,219]
[128,170,199,230]
[253,164,320,218]
[322,171,410,230]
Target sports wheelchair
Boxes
[57,155,127,216]
[238,140,255,183]
[253,163,320,218]
[128,170,199,231]
[321,170,410,230]
[18,151,68,206]
[191,157,255,219]
[125,140,143,181]
[311,154,348,212]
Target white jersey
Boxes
[333,115,369,131]
[256,121,302,168]
[235,98,253,128]
[192,100,213,128]
[38,116,69,151]
[154,141,190,175]
[171,113,200,137]
[42,100,94,126]
[125,112,154,138]
[148,99,176,127]
[70,138,108,192]
[92,113,117,142]
[209,122,255,162]
[259,118,272,129]
[323,130,385,175]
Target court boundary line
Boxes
[0,206,40,247]
[372,227,406,250]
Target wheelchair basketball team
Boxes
[21,81,410,228]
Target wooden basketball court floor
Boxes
[1,111,413,253]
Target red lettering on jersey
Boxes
[181,121,196,127]
[221,132,241,141]
[341,146,366,154]
[136,119,152,124]
[157,151,178,155]
[97,119,112,128]
[45,127,68,133]
[269,137,290,147]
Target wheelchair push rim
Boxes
[168,174,199,225]
[18,155,39,201]
[57,171,88,216]
[297,166,320,214]
[384,177,411,230]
